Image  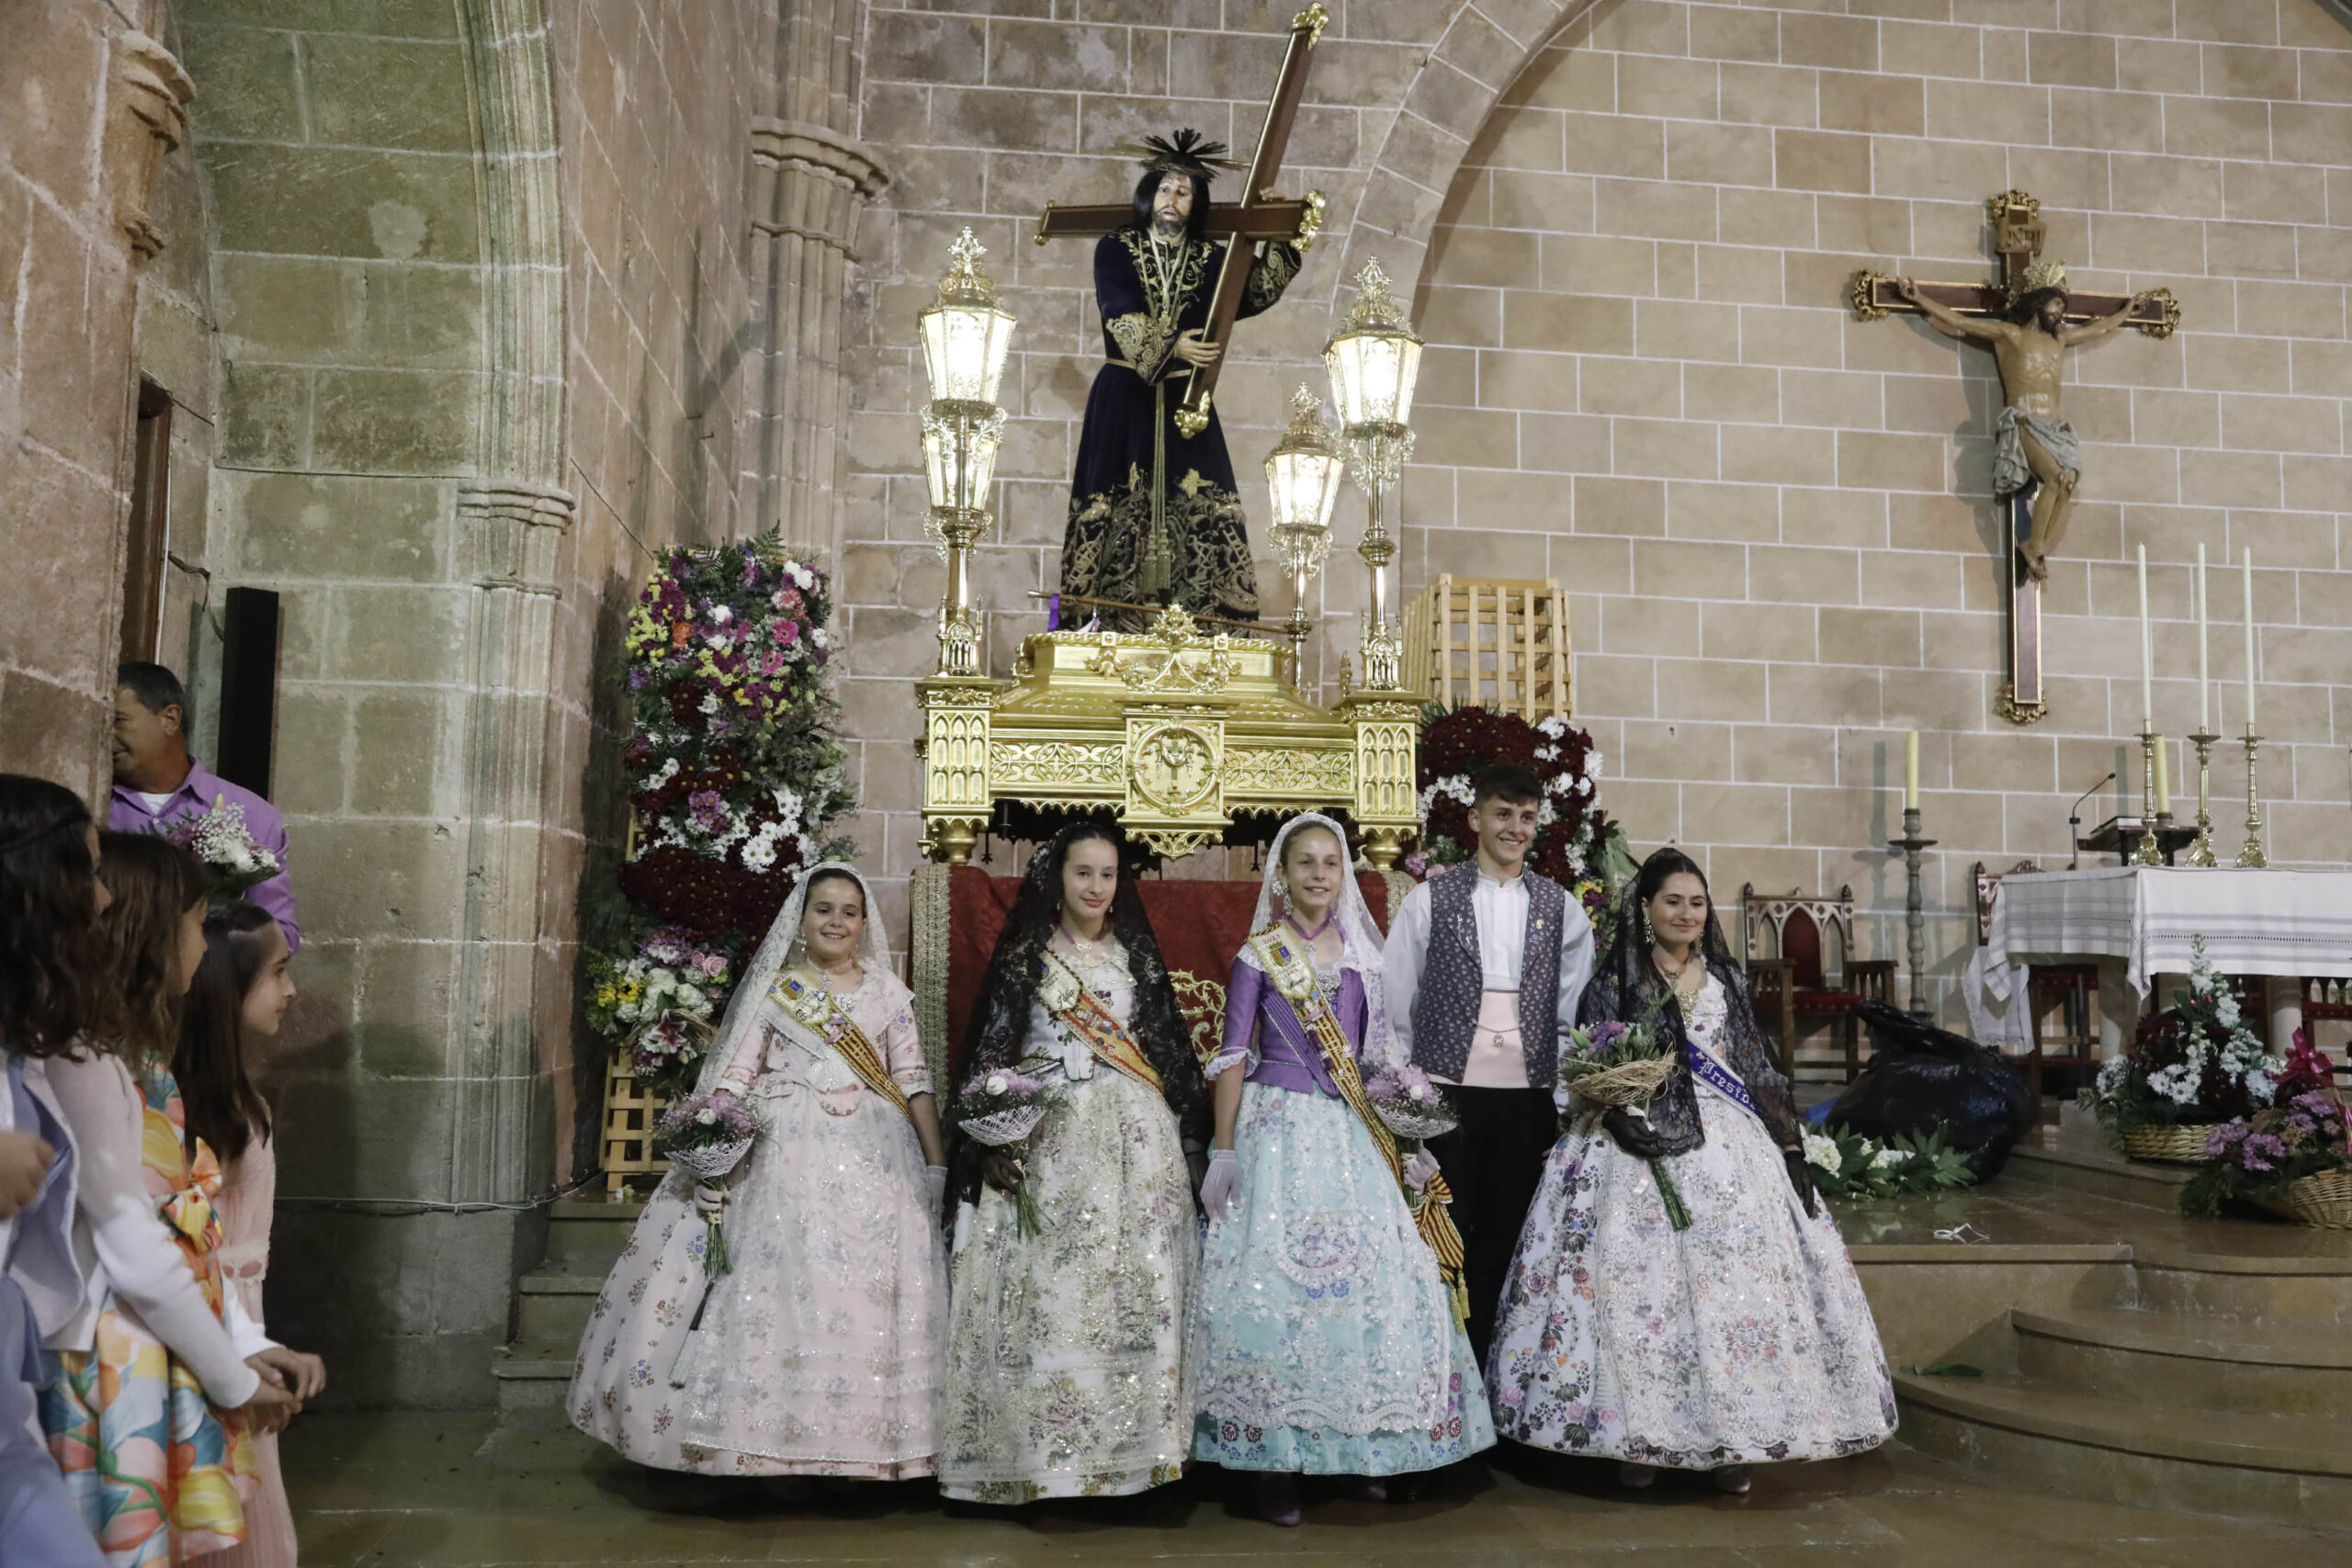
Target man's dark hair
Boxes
[2014,288,2067,326]
[1130,168,1211,242]
[117,660,188,724]
[1472,762,1543,808]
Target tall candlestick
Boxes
[2242,547,2256,734]
[2195,541,2211,733]
[2137,543,2154,732]
[2154,737,2171,817]
[1904,730,1919,811]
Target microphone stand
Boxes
[2067,772,2116,870]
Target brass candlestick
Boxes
[2186,729,2219,866]
[2238,731,2267,868]
[1887,807,1938,1021]
[2132,731,2164,866]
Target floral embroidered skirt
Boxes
[41,1301,257,1565]
[1189,1084,1493,1475]
[568,1082,946,1477]
[1485,1086,1898,1469]
[936,1069,1196,1503]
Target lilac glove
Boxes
[1403,1147,1442,1194]
[1201,1147,1241,1220]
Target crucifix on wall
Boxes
[1033,6,1329,628]
[1853,192,2179,726]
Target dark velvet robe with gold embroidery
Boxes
[1062,228,1302,630]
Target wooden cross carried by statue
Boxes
[1853,191,2180,726]
[1035,5,1329,441]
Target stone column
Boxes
[752,116,887,556]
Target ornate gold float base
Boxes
[918,605,1419,865]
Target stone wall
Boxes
[841,0,2352,1027]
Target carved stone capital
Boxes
[112,30,194,259]
[750,117,889,256]
[458,480,578,594]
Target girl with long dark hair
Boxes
[0,775,110,1568]
[175,899,325,1566]
[41,835,299,1564]
[1485,848,1894,1495]
[935,822,1210,1504]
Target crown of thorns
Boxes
[1126,129,1242,179]
[2008,258,2068,303]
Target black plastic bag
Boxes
[1825,1000,2038,1181]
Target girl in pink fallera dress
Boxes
[570,864,950,1482]
[174,899,327,1567]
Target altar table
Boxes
[1973,867,2352,1055]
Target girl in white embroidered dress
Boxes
[569,864,949,1480]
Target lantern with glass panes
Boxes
[1322,258,1420,691]
[1261,384,1343,694]
[916,228,1016,678]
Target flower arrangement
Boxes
[957,1069,1053,1237]
[160,796,280,897]
[2179,1090,2349,1219]
[1556,1010,1690,1229]
[1363,1064,1459,1142]
[585,534,855,1108]
[1801,1124,1974,1201]
[1403,704,1629,932]
[651,1092,760,1273]
[2086,938,2284,1142]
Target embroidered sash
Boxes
[1037,949,1166,1095]
[1246,928,1470,1326]
[768,973,916,1125]
[1685,1035,1762,1124]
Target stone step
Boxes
[539,1200,644,1270]
[2127,1246,2352,1325]
[1896,1370,2352,1530]
[2001,1137,2191,1213]
[514,1273,603,1344]
[490,1341,576,1419]
[2012,1306,2352,1416]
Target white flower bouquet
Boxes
[161,796,280,896]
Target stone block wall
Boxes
[841,0,2352,1026]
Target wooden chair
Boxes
[1739,886,1896,1081]
[1973,861,2099,1100]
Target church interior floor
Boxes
[283,1408,2351,1567]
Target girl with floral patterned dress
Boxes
[1190,813,1493,1527]
[43,835,300,1564]
[1485,848,1895,1495]
[935,822,1210,1505]
[570,863,949,1481]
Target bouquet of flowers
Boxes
[160,796,280,897]
[1558,1010,1691,1229]
[2180,1089,2350,1219]
[652,1092,759,1274]
[958,1068,1052,1237]
[2086,938,2284,1142]
[1801,1123,1974,1201]
[587,928,736,1097]
[1363,1064,1459,1141]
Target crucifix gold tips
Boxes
[1294,6,1330,43]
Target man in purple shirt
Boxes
[108,662,301,953]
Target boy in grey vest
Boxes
[1385,764,1595,1370]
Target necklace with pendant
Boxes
[1060,922,1119,1000]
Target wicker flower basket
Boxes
[1562,1055,1678,1110]
[2265,1169,2352,1230]
[2120,1122,2221,1163]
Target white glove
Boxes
[1200,1147,1241,1220]
[694,1181,727,1219]
[923,1165,949,1216]
[1403,1148,1442,1194]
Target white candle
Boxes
[2137,543,2154,733]
[2195,541,2211,733]
[1904,730,1918,811]
[2242,547,2257,734]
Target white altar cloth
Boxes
[1983,867,2352,1005]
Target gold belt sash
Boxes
[1037,949,1166,1095]
[769,973,916,1125]
[1245,928,1469,1325]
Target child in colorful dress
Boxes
[936,822,1210,1504]
[571,863,949,1481]
[42,835,301,1565]
[1191,812,1494,1526]
[175,898,327,1565]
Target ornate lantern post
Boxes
[1323,259,1420,693]
[1262,384,1342,695]
[916,229,1014,678]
